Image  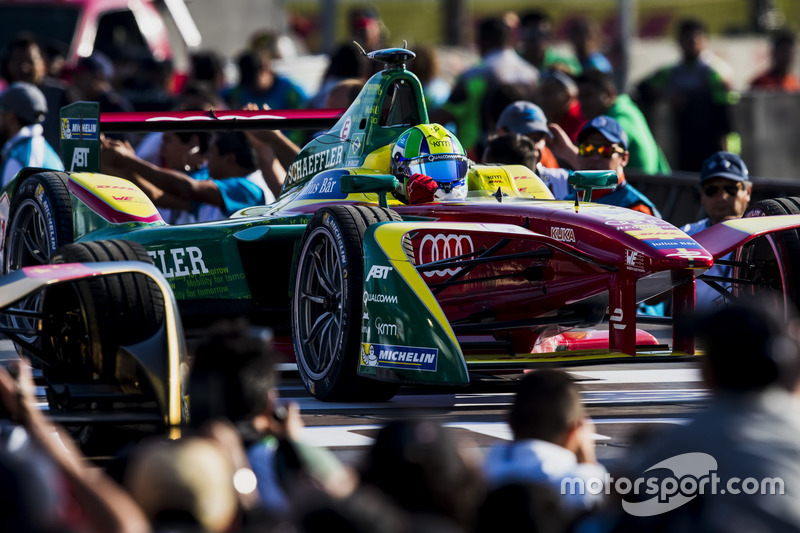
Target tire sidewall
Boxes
[293,209,360,399]
[5,175,69,273]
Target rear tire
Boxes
[736,197,800,316]
[292,205,402,401]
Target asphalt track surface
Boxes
[0,337,706,470]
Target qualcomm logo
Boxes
[418,233,474,278]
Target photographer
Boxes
[0,361,149,533]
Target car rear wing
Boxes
[60,102,343,173]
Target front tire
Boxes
[292,205,402,401]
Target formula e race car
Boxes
[0,257,185,450]
[2,47,800,402]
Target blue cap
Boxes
[577,115,628,150]
[496,101,553,138]
[700,151,749,184]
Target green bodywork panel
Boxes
[357,222,469,385]
[283,67,428,194]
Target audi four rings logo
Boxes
[418,234,474,278]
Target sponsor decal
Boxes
[146,246,209,279]
[70,147,90,171]
[361,311,370,335]
[610,307,626,330]
[363,291,398,304]
[551,227,576,243]
[625,249,645,273]
[625,229,688,240]
[418,233,474,278]
[375,317,397,336]
[643,239,698,250]
[325,214,347,266]
[61,118,98,140]
[35,185,58,252]
[366,265,393,281]
[430,138,451,149]
[340,116,352,141]
[666,248,709,260]
[351,133,364,156]
[360,342,438,371]
[287,146,345,184]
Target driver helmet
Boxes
[391,123,469,202]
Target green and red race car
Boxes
[2,47,800,404]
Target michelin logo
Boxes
[361,343,438,371]
[61,118,98,140]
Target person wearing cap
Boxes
[491,100,570,198]
[577,69,671,175]
[0,81,64,188]
[681,151,752,309]
[551,115,660,217]
[616,301,800,532]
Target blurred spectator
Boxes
[117,52,177,112]
[188,51,228,98]
[1,32,74,155]
[102,131,272,222]
[227,48,307,111]
[483,369,607,511]
[615,301,800,532]
[550,115,660,216]
[70,52,134,114]
[126,436,240,532]
[536,69,585,142]
[567,17,613,74]
[490,101,570,197]
[474,482,571,533]
[518,10,581,75]
[577,69,671,175]
[482,82,537,143]
[432,16,539,158]
[294,486,415,533]
[750,30,800,92]
[309,42,368,109]
[495,99,559,168]
[349,6,386,52]
[681,151,752,309]
[409,45,451,110]
[360,418,486,530]
[0,361,149,533]
[0,81,64,188]
[189,319,356,515]
[323,78,364,109]
[135,81,225,166]
[637,18,738,171]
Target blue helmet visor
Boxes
[406,155,469,186]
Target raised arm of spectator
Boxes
[246,131,288,198]
[547,122,580,170]
[0,362,150,533]
[101,136,224,208]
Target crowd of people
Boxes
[1,5,800,532]
[2,300,800,532]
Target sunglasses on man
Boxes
[702,183,744,197]
[578,143,625,158]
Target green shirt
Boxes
[607,94,672,175]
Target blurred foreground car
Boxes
[0,258,185,450]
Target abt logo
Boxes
[70,147,90,171]
[366,265,393,281]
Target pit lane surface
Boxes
[0,338,706,468]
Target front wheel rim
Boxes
[6,197,54,270]
[295,226,345,380]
